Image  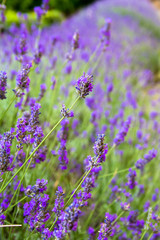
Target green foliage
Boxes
[5,9,64,27]
[6,0,41,12]
[5,0,96,15]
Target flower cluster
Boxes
[57,119,69,170]
[98,213,118,239]
[113,116,132,146]
[135,149,157,172]
[75,73,93,98]
[0,71,7,100]
[0,129,14,174]
[61,104,74,118]
[23,179,50,232]
[13,63,32,97]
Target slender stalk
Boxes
[8,148,30,211]
[99,166,136,179]
[147,233,153,240]
[3,196,27,214]
[112,211,124,226]
[0,95,16,124]
[49,217,58,231]
[0,96,80,193]
[64,167,92,208]
[0,224,22,228]
[50,144,115,231]
[140,230,147,240]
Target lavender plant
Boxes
[0,0,160,239]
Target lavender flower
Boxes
[24,194,50,232]
[0,129,14,174]
[113,116,132,146]
[28,103,41,132]
[57,119,69,170]
[100,18,111,49]
[0,71,7,100]
[25,179,48,198]
[14,63,32,97]
[37,83,47,102]
[52,186,64,217]
[61,104,74,118]
[93,134,108,163]
[75,73,93,98]
[127,168,137,189]
[135,149,157,171]
[98,212,118,239]
[126,210,144,235]
[53,198,81,238]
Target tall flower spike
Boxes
[113,116,132,146]
[72,31,79,51]
[13,63,32,97]
[52,186,64,217]
[93,134,108,163]
[75,73,93,98]
[61,104,74,118]
[0,71,7,100]
[100,18,111,49]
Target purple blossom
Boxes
[127,168,137,189]
[0,129,14,174]
[25,179,48,198]
[113,116,132,146]
[98,212,118,240]
[57,119,69,170]
[52,186,64,217]
[61,104,74,118]
[23,194,50,232]
[0,71,7,100]
[14,63,32,97]
[37,83,47,102]
[93,134,108,163]
[100,18,111,48]
[75,73,93,98]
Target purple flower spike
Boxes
[75,73,93,98]
[127,168,137,189]
[93,134,108,163]
[0,71,7,100]
[98,212,118,240]
[52,186,64,217]
[61,104,74,118]
[100,18,111,49]
[113,116,132,146]
[14,63,32,97]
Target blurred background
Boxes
[5,0,97,15]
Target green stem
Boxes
[64,167,92,208]
[49,217,58,231]
[99,166,136,179]
[50,145,115,231]
[140,230,147,240]
[147,233,153,240]
[0,95,16,124]
[112,211,124,226]
[0,96,80,193]
[3,196,27,214]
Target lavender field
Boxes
[0,0,160,239]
